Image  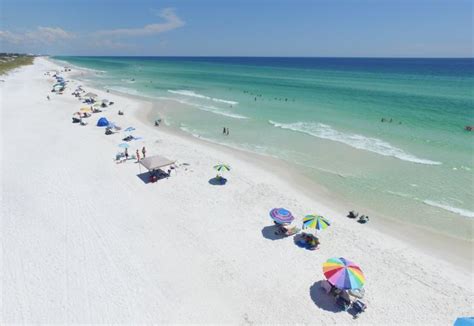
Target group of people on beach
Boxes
[222,127,230,135]
[123,146,146,162]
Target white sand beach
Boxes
[1,57,472,324]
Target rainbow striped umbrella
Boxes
[269,208,294,224]
[323,257,365,290]
[303,215,330,230]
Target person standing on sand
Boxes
[124,148,129,160]
[226,128,229,136]
[142,146,146,158]
[223,127,226,134]
[136,150,140,162]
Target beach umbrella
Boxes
[214,164,231,172]
[124,127,136,132]
[269,208,294,224]
[323,257,365,290]
[303,215,330,231]
[80,107,91,112]
[118,143,130,149]
[454,318,474,326]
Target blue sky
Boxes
[0,0,472,57]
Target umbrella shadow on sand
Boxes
[208,177,227,185]
[309,281,341,313]
[261,225,287,241]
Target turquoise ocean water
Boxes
[54,56,474,240]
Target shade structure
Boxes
[303,215,330,230]
[323,257,365,290]
[124,127,136,132]
[118,143,130,149]
[214,164,230,172]
[80,107,91,112]
[269,208,294,224]
[140,154,175,171]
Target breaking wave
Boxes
[105,86,139,96]
[168,89,238,105]
[268,120,442,165]
[423,200,474,218]
[160,97,247,119]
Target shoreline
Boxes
[69,59,472,271]
[145,99,474,270]
[2,57,472,324]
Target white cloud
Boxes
[93,39,134,50]
[27,26,74,43]
[0,30,24,44]
[0,26,74,45]
[0,8,183,53]
[96,8,184,37]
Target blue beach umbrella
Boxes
[118,143,130,149]
[454,318,474,326]
[269,208,295,224]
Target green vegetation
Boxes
[0,54,35,75]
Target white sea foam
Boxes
[168,90,239,105]
[185,102,248,119]
[268,120,442,165]
[309,166,350,178]
[163,97,248,119]
[179,124,202,138]
[106,86,139,96]
[386,190,412,198]
[423,200,474,218]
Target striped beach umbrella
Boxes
[323,257,365,290]
[303,215,330,230]
[269,208,294,224]
[214,164,231,172]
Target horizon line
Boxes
[46,55,474,59]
